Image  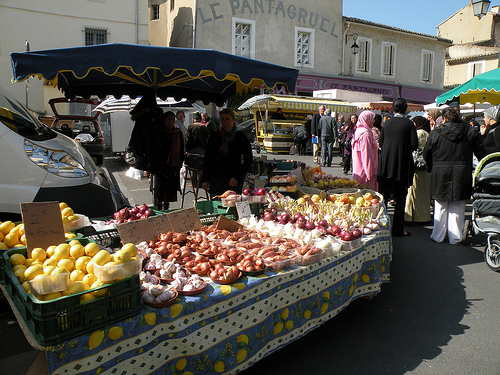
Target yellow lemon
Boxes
[85,243,100,257]
[65,232,77,239]
[14,268,26,283]
[21,281,31,294]
[88,330,104,350]
[18,224,24,236]
[46,246,56,258]
[237,349,247,363]
[144,312,157,325]
[70,269,85,282]
[0,242,7,250]
[51,267,69,276]
[19,234,26,245]
[285,320,294,330]
[0,232,4,242]
[24,265,44,281]
[9,253,26,266]
[273,321,283,335]
[92,250,111,266]
[303,309,312,319]
[43,258,58,268]
[62,216,69,225]
[12,264,27,274]
[321,303,328,314]
[176,358,187,371]
[59,202,69,210]
[14,244,25,248]
[362,274,370,283]
[214,361,225,373]
[120,243,138,257]
[236,334,249,345]
[113,249,131,264]
[80,293,96,304]
[281,308,289,320]
[170,304,182,318]
[67,215,79,223]
[86,260,95,275]
[30,248,46,262]
[91,284,109,298]
[43,266,56,275]
[69,281,88,294]
[60,289,70,296]
[4,233,19,248]
[296,197,306,205]
[61,207,74,217]
[52,244,70,261]
[69,244,85,259]
[69,239,82,246]
[0,221,15,235]
[107,326,123,341]
[58,258,75,273]
[82,274,97,286]
[24,258,36,268]
[44,292,62,301]
[75,256,91,272]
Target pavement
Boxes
[3,148,500,374]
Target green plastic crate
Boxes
[74,226,122,249]
[3,247,142,346]
[195,201,238,224]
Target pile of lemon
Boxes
[0,221,26,249]
[9,241,139,304]
[59,202,81,229]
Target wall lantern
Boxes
[472,0,491,19]
[345,33,359,55]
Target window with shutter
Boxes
[85,27,107,46]
[232,18,255,59]
[382,43,395,76]
[421,50,434,83]
[356,39,371,73]
[294,27,315,68]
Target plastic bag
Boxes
[289,144,298,155]
[125,167,142,181]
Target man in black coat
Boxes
[311,105,325,164]
[377,98,418,237]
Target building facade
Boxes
[0,0,149,115]
[438,3,500,89]
[150,0,451,104]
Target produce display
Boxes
[302,166,362,189]
[8,241,141,302]
[108,203,156,224]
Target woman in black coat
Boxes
[481,105,500,154]
[423,107,485,244]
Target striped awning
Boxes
[353,101,424,112]
[239,94,357,113]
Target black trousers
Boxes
[378,177,408,236]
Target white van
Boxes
[0,85,116,220]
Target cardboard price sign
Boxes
[116,217,158,245]
[235,201,251,219]
[216,215,244,232]
[168,207,203,232]
[20,201,65,255]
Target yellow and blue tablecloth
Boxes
[45,215,392,375]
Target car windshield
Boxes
[0,86,56,141]
[54,119,99,138]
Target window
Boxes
[468,60,485,79]
[356,38,371,74]
[381,42,396,77]
[421,49,434,83]
[232,18,255,59]
[170,0,175,11]
[295,27,315,68]
[85,27,107,46]
[151,4,159,20]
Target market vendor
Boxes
[201,108,253,198]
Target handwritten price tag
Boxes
[117,218,156,245]
[20,201,65,255]
[235,201,251,219]
[168,207,202,232]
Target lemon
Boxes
[4,233,19,248]
[24,265,44,281]
[44,292,62,301]
[62,216,69,225]
[80,293,96,304]
[176,358,187,371]
[69,239,81,246]
[9,253,25,266]
[51,267,69,275]
[52,244,70,261]
[65,232,77,239]
[17,224,25,237]
[113,249,131,264]
[67,214,79,223]
[59,202,69,210]
[14,268,26,283]
[61,207,74,217]
[75,256,91,272]
[0,232,4,242]
[70,244,85,259]
[43,266,56,275]
[24,258,36,268]
[69,281,88,294]
[0,221,15,235]
[86,260,95,275]
[85,243,100,257]
[60,289,70,296]
[144,312,157,325]
[30,248,46,262]
[92,250,111,266]
[58,258,75,273]
[43,258,58,268]
[107,326,123,341]
[0,242,7,250]
[82,274,97,286]
[12,264,27,274]
[70,269,85,282]
[46,245,56,258]
[120,243,138,257]
[14,244,25,248]
[19,234,26,245]
[21,281,31,293]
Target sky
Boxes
[343,0,470,36]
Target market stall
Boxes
[40,213,391,375]
[238,95,357,154]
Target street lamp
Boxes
[472,0,491,19]
[345,33,359,55]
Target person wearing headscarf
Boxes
[202,108,253,198]
[377,98,418,237]
[150,111,184,210]
[352,111,378,191]
[481,105,500,155]
[372,113,382,147]
[427,109,442,131]
[423,108,485,244]
[404,116,432,223]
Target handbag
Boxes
[413,147,426,169]
[289,144,298,155]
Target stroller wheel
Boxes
[484,239,500,272]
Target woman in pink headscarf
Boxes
[352,111,378,190]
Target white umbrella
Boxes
[93,95,201,114]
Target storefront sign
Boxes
[198,1,339,38]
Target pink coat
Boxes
[352,112,378,190]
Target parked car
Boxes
[0,85,116,221]
[237,119,261,152]
[49,97,105,165]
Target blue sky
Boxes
[343,0,470,36]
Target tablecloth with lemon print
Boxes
[45,217,392,375]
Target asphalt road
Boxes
[2,150,500,375]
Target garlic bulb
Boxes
[150,284,164,297]
[142,291,155,303]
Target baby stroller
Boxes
[471,152,500,271]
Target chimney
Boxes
[492,5,500,14]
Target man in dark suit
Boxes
[311,105,325,164]
[377,98,418,237]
